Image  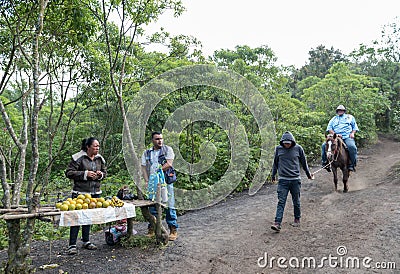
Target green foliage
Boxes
[32,222,69,242]
[121,235,155,249]
[349,17,400,135]
[295,45,348,81]
[0,219,70,250]
[1,1,400,256]
[101,172,133,198]
[212,45,284,91]
[302,62,390,145]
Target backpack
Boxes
[146,146,177,184]
[116,185,137,200]
[104,219,128,246]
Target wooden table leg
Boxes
[127,217,134,237]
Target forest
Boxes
[0,1,399,272]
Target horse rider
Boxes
[321,105,359,172]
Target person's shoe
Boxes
[82,242,97,250]
[146,227,155,237]
[168,226,178,241]
[146,215,156,237]
[271,222,281,232]
[66,245,77,255]
[348,166,355,172]
[290,218,300,227]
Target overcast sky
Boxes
[145,0,400,68]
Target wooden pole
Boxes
[2,211,61,220]
[155,183,162,242]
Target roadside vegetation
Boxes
[1,1,399,272]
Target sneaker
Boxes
[146,216,156,237]
[271,222,281,232]
[348,166,355,172]
[82,242,97,250]
[67,245,77,255]
[290,219,300,227]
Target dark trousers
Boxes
[274,179,301,224]
[69,193,100,246]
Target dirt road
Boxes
[2,136,400,273]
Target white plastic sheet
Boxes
[59,203,136,226]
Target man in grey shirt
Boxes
[271,131,314,232]
[141,132,179,240]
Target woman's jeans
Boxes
[274,179,301,224]
[69,193,100,246]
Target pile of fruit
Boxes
[55,194,124,211]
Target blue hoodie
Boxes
[271,131,312,181]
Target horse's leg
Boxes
[332,167,338,192]
[342,167,349,193]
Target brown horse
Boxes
[325,133,350,192]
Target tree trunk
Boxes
[5,1,48,272]
[0,153,11,208]
[5,219,32,274]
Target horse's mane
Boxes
[336,136,345,147]
[327,134,345,147]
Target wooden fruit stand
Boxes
[0,199,162,238]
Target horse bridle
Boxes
[327,137,341,162]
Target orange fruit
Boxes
[102,201,110,208]
[77,194,85,200]
[96,201,103,208]
[98,197,105,203]
[60,204,69,211]
[75,203,82,210]
[84,198,91,204]
[55,202,62,209]
[62,200,70,206]
[82,203,89,209]
[76,199,84,204]
[89,202,97,209]
[68,204,76,210]
[84,193,91,199]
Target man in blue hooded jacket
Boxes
[271,131,314,232]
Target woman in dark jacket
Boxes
[65,137,107,255]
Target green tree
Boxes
[297,45,348,80]
[86,0,203,243]
[290,45,348,98]
[350,17,400,133]
[0,0,100,271]
[302,62,390,145]
[212,45,283,91]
